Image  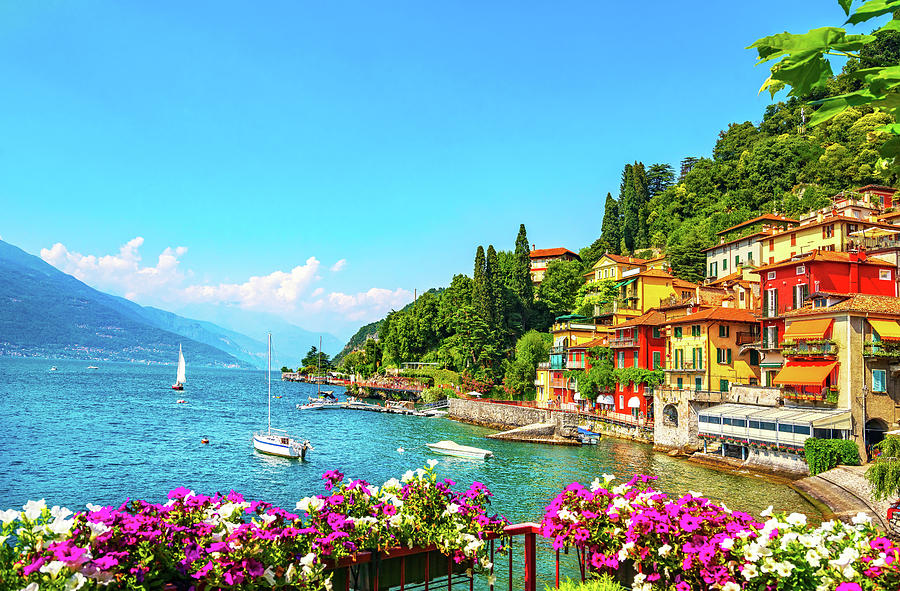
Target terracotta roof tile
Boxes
[785,293,900,317]
[666,306,758,325]
[615,310,667,328]
[568,337,607,350]
[717,214,799,236]
[603,253,648,265]
[530,247,581,260]
[857,185,897,193]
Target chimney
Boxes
[532,244,535,251]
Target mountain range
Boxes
[0,240,339,368]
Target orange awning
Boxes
[869,319,900,341]
[773,361,838,387]
[783,318,834,340]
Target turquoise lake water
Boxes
[0,357,826,587]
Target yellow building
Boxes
[664,307,761,393]
[759,215,900,267]
[583,253,648,283]
[536,315,601,407]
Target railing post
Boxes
[524,530,536,591]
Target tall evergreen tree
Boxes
[599,193,620,257]
[632,162,650,249]
[473,245,487,323]
[513,224,533,306]
[646,163,675,198]
[620,163,639,253]
[485,245,502,330]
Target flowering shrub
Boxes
[0,461,506,590]
[541,474,900,590]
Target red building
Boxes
[608,310,667,419]
[529,247,581,287]
[752,250,896,385]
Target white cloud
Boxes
[41,237,187,301]
[183,257,321,311]
[39,238,411,330]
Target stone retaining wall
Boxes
[448,398,550,430]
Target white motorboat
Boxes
[253,333,312,459]
[425,440,493,459]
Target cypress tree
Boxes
[599,193,620,256]
[485,245,502,329]
[514,224,533,306]
[473,246,488,324]
[620,163,637,253]
[632,162,650,249]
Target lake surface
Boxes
[0,357,819,523]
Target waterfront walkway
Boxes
[794,465,896,534]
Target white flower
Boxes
[851,512,871,525]
[296,497,324,513]
[50,506,73,521]
[415,468,426,478]
[401,470,415,483]
[299,552,316,575]
[285,563,297,583]
[602,473,616,483]
[658,543,672,557]
[86,503,102,512]
[262,567,276,586]
[688,490,703,498]
[0,509,19,525]
[64,573,86,591]
[259,513,277,525]
[786,512,807,527]
[480,557,492,569]
[20,583,39,591]
[23,499,46,521]
[741,563,758,580]
[40,560,66,578]
[612,484,628,495]
[841,564,857,580]
[722,582,741,591]
[590,478,601,491]
[829,546,859,568]
[426,459,439,468]
[324,576,334,591]
[48,517,74,535]
[487,574,497,587]
[774,562,794,577]
[805,549,821,568]
[365,485,378,496]
[86,521,110,538]
[719,537,734,550]
[760,505,773,517]
[383,478,401,490]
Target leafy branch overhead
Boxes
[750,1,900,163]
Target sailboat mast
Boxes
[267,333,272,434]
[317,336,322,395]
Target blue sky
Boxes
[0,1,864,341]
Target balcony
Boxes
[864,341,900,359]
[608,337,636,348]
[567,360,585,369]
[782,387,839,405]
[656,387,724,403]
[663,361,705,373]
[736,331,760,346]
[549,346,565,354]
[781,340,838,357]
[550,379,568,389]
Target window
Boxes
[720,379,729,392]
[735,255,740,268]
[747,251,753,261]
[719,325,730,338]
[695,377,702,391]
[749,350,760,366]
[758,421,776,431]
[695,348,704,369]
[691,325,701,337]
[619,395,624,408]
[732,418,747,428]
[794,425,811,435]
[790,233,797,246]
[749,420,760,429]
[653,351,661,369]
[739,290,745,302]
[723,258,728,271]
[716,348,732,364]
[823,224,834,238]
[769,239,774,252]
[676,377,683,389]
[778,423,793,433]
[767,271,776,280]
[652,327,660,339]
[710,262,717,277]
[769,256,775,264]
[765,325,778,349]
[796,265,805,275]
[674,326,683,338]
[874,369,887,393]
[880,269,892,281]
[617,351,624,369]
[674,349,681,368]
[633,350,639,367]
[793,284,809,309]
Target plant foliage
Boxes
[804,437,861,475]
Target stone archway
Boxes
[866,418,889,460]
[663,404,679,427]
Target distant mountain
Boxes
[0,240,251,368]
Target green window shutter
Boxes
[874,369,886,392]
[720,379,729,392]
[697,348,703,370]
[749,350,759,365]
[727,349,732,364]
[677,377,683,388]
[675,326,682,338]
[692,348,696,367]
[695,377,702,391]
[653,327,660,339]
[633,350,638,367]
[653,351,661,369]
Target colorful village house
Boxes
[704,214,799,281]
[529,246,581,288]
[592,268,699,332]
[583,253,648,283]
[772,292,900,460]
[608,310,667,422]
[758,186,897,266]
[535,314,599,409]
[751,250,896,388]
[663,307,761,395]
[705,267,761,312]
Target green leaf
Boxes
[748,27,870,63]
[876,18,900,32]
[847,0,900,24]
[879,135,900,158]
[839,0,855,15]
[809,90,876,125]
[770,53,834,97]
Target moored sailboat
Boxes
[172,344,186,390]
[253,333,311,459]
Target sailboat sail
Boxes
[176,345,186,384]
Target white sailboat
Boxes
[172,344,186,390]
[297,336,337,410]
[253,333,311,459]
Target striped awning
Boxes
[869,319,900,341]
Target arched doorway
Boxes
[865,418,889,460]
[663,404,679,427]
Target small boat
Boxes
[49,367,57,371]
[177,399,187,404]
[172,344,186,390]
[87,366,99,370]
[426,440,493,459]
[253,333,311,459]
[296,400,325,411]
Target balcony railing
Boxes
[567,360,585,369]
[782,387,839,405]
[736,331,760,346]
[864,341,900,358]
[663,361,704,373]
[550,379,567,389]
[549,346,565,354]
[781,340,838,357]
[656,387,724,403]
[608,337,636,348]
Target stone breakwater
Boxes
[448,399,578,444]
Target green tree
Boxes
[598,192,621,258]
[536,259,585,317]
[646,163,675,198]
[514,224,534,306]
[503,330,551,397]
